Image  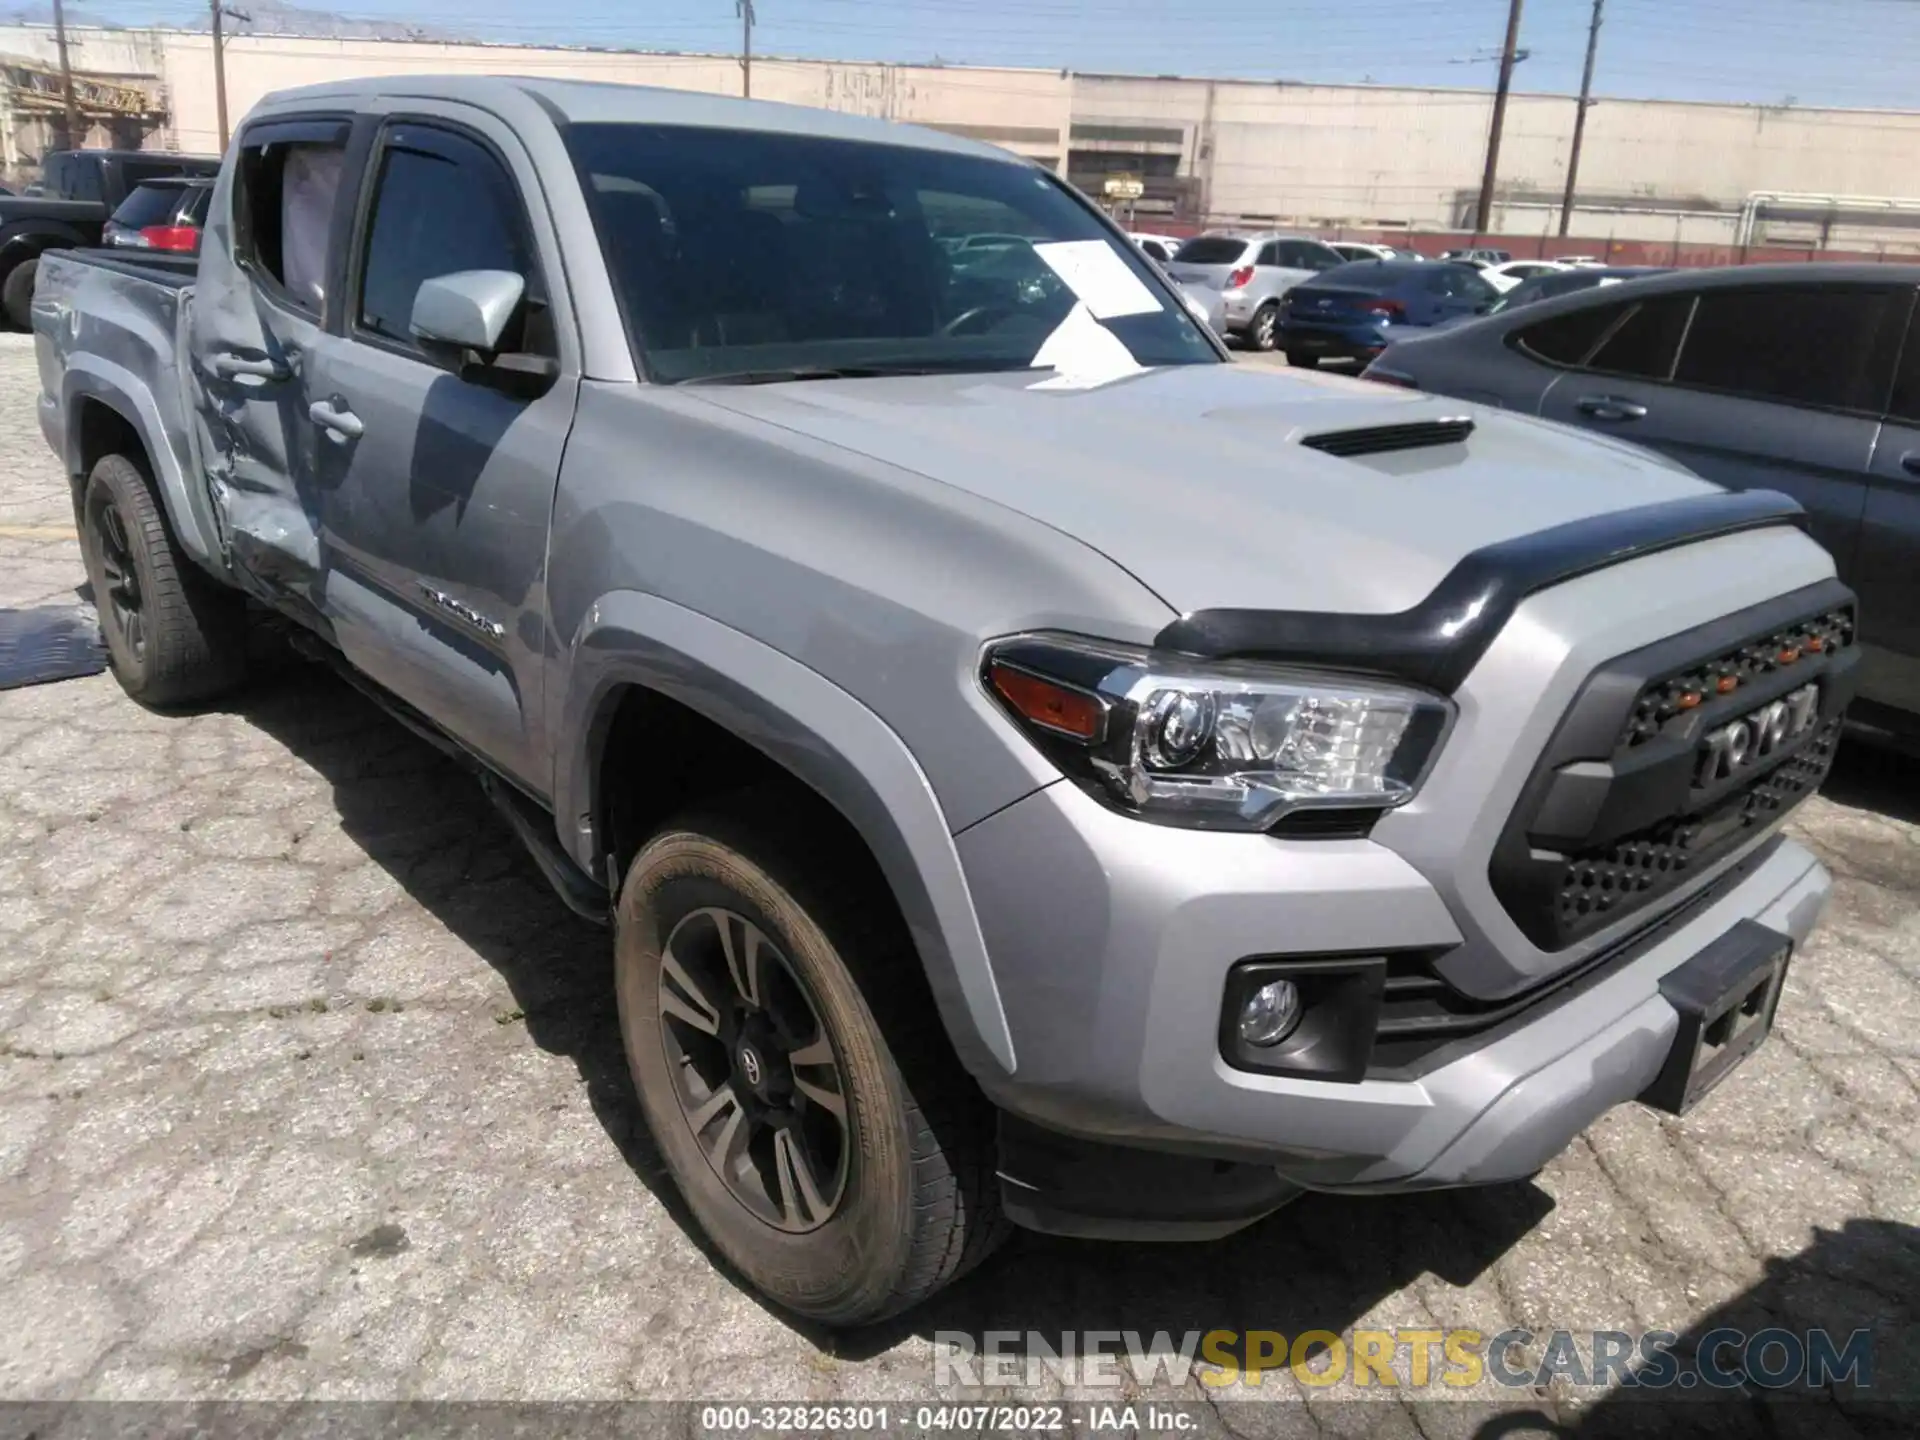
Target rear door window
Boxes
[1513,300,1629,365]
[60,158,102,202]
[1887,310,1920,425]
[1173,236,1249,264]
[233,119,351,317]
[1585,294,1693,380]
[1673,285,1910,414]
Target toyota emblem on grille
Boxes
[1697,683,1819,785]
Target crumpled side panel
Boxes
[185,159,326,606]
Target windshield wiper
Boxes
[680,361,1043,386]
[681,365,905,386]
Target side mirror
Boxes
[410,269,558,399]
[411,269,525,355]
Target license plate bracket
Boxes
[1640,920,1790,1115]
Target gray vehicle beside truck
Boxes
[1369,264,1920,733]
[34,76,1855,1324]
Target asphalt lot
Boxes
[0,331,1915,1427]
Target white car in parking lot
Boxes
[1129,232,1183,264]
[1480,259,1572,293]
[1329,241,1423,264]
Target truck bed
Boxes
[51,247,199,288]
[31,246,227,578]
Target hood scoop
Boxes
[1300,416,1475,458]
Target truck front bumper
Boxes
[956,778,1830,1232]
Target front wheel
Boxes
[1285,350,1321,369]
[78,454,247,706]
[614,794,1006,1324]
[1248,302,1280,351]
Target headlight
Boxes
[983,634,1453,832]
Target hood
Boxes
[689,363,1716,616]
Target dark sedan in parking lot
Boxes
[1275,259,1498,366]
[1366,263,1920,733]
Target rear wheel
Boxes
[614,792,1006,1324]
[78,453,246,706]
[1248,302,1279,351]
[2,257,36,330]
[1285,350,1321,369]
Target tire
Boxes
[2,257,36,331]
[614,792,1007,1324]
[1248,301,1279,351]
[78,453,247,706]
[1285,350,1321,369]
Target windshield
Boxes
[565,124,1217,383]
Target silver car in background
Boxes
[1167,230,1346,350]
[1129,231,1226,337]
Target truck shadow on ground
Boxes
[1822,737,1920,827]
[1470,1217,1918,1439]
[224,655,1565,1354]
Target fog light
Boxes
[1238,979,1302,1047]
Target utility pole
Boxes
[1473,0,1526,235]
[211,0,230,151]
[1558,0,1604,236]
[738,0,754,98]
[52,0,79,150]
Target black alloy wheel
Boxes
[86,485,147,664]
[656,905,850,1232]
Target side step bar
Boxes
[476,771,609,926]
[282,627,610,926]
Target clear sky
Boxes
[88,0,1920,111]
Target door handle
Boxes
[309,399,363,441]
[211,351,292,382]
[1902,450,1920,478]
[1576,394,1648,422]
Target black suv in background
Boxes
[1368,263,1920,734]
[0,148,218,325]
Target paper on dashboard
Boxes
[1032,240,1163,320]
[1029,301,1144,390]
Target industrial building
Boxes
[2,21,1915,255]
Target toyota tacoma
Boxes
[32,76,1854,1324]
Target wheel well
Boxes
[75,397,148,481]
[594,683,976,1085]
[595,684,875,890]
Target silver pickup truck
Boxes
[33,75,1857,1325]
